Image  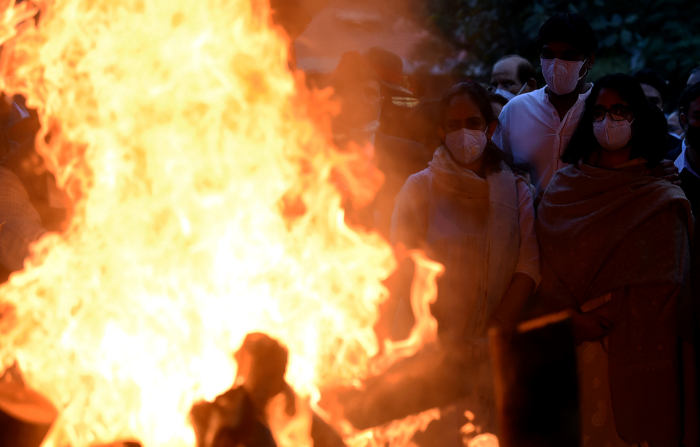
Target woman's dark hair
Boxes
[438,81,525,174]
[536,13,598,56]
[562,73,667,166]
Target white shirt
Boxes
[674,140,700,179]
[493,86,591,194]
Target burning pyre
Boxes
[0,0,464,446]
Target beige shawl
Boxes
[425,147,521,338]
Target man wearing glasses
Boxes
[493,12,596,196]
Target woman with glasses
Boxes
[536,73,697,446]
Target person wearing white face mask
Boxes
[493,13,598,195]
[494,13,679,199]
[391,80,540,344]
[488,55,538,100]
[390,80,541,435]
[536,74,698,447]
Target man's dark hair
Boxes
[690,66,700,78]
[679,82,700,114]
[497,55,537,85]
[536,13,598,56]
[633,68,668,103]
[562,73,666,166]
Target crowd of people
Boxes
[326,12,700,447]
[0,7,697,447]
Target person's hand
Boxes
[570,311,612,345]
[648,159,681,185]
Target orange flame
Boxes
[0,0,432,445]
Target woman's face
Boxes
[592,88,635,124]
[443,94,489,134]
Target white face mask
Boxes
[445,128,488,165]
[493,88,515,101]
[593,116,634,151]
[541,58,587,95]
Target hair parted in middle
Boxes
[438,81,527,175]
[562,73,668,166]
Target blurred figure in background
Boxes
[674,82,700,216]
[633,68,681,157]
[330,50,429,240]
[537,74,697,446]
[633,68,667,111]
[668,110,684,140]
[0,94,66,281]
[363,47,417,140]
[493,13,597,195]
[688,66,700,87]
[488,55,537,99]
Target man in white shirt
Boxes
[493,13,597,195]
[488,55,538,100]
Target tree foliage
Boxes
[409,0,700,105]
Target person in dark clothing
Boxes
[674,82,700,217]
[330,51,430,240]
[362,47,417,141]
[633,68,682,158]
[330,50,430,344]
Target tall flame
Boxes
[0,0,411,445]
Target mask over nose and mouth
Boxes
[593,116,634,151]
[445,129,488,165]
[541,58,587,95]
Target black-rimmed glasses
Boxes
[592,105,631,122]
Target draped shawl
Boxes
[536,162,693,442]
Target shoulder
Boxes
[500,87,546,116]
[0,166,27,194]
[395,168,432,206]
[404,168,432,189]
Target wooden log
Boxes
[0,369,57,447]
[488,311,579,447]
[321,344,476,430]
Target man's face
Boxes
[335,78,382,130]
[640,83,663,111]
[685,96,700,128]
[540,41,590,78]
[490,58,523,96]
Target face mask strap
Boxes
[577,58,589,81]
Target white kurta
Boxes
[493,86,591,194]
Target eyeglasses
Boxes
[592,105,631,122]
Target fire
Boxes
[0,0,430,445]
